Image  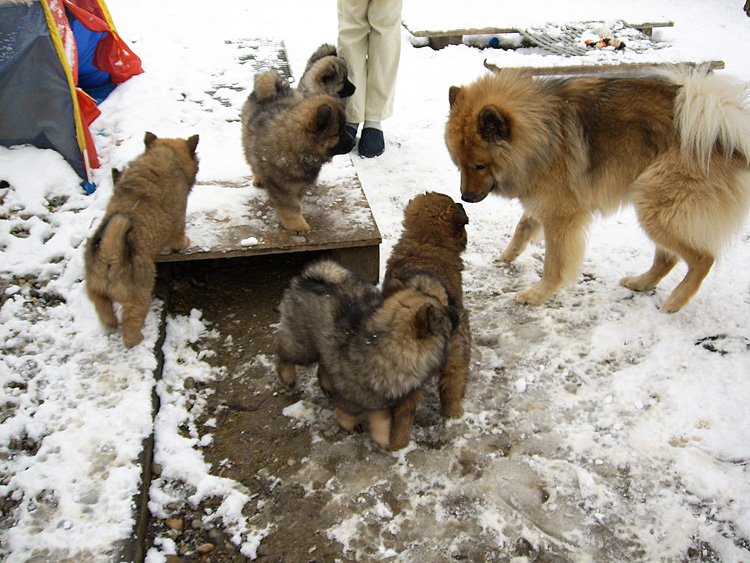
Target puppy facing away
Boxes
[240,71,355,233]
[384,192,471,450]
[85,132,199,347]
[275,260,458,450]
[445,65,750,312]
[298,43,356,99]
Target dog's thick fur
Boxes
[445,66,750,312]
[275,260,457,450]
[383,192,471,450]
[85,132,199,347]
[298,43,356,99]
[241,71,355,233]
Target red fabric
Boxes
[63,0,109,32]
[63,0,143,84]
[92,32,143,84]
[75,89,101,168]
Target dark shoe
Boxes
[358,127,385,158]
[345,124,359,139]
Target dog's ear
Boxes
[187,134,200,156]
[111,167,121,184]
[382,278,406,298]
[144,131,157,147]
[448,86,462,108]
[479,106,511,144]
[311,103,334,133]
[415,303,445,338]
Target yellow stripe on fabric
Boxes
[40,0,88,156]
[95,0,118,34]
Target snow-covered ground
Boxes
[1,1,749,561]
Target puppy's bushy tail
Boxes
[252,71,291,103]
[669,65,750,169]
[96,213,134,264]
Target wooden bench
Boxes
[156,167,382,284]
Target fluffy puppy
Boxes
[85,132,199,347]
[384,192,471,449]
[241,71,355,233]
[298,43,356,99]
[275,260,458,450]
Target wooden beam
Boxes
[483,59,725,76]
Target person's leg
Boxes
[357,0,402,156]
[363,0,402,123]
[337,0,370,126]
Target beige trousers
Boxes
[337,0,402,124]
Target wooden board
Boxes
[483,59,725,76]
[156,161,382,283]
[403,21,674,50]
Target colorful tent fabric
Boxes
[0,0,142,192]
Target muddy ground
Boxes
[144,252,536,563]
[142,253,723,563]
[146,252,341,563]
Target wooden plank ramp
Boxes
[156,162,382,284]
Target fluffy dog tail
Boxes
[92,213,134,265]
[669,65,750,169]
[252,71,291,103]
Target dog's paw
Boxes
[389,432,411,451]
[370,436,391,452]
[278,377,296,390]
[620,274,656,292]
[516,287,548,306]
[122,331,145,348]
[171,236,190,252]
[499,248,521,261]
[333,408,361,432]
[441,402,464,419]
[659,294,686,314]
[277,360,298,388]
[281,216,310,234]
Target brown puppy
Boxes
[275,260,457,450]
[384,192,471,449]
[240,71,355,233]
[85,132,199,347]
[445,66,750,312]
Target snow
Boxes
[1,0,750,561]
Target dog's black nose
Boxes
[461,193,478,203]
[339,80,356,98]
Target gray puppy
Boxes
[297,43,355,99]
[275,260,457,450]
[240,71,355,233]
